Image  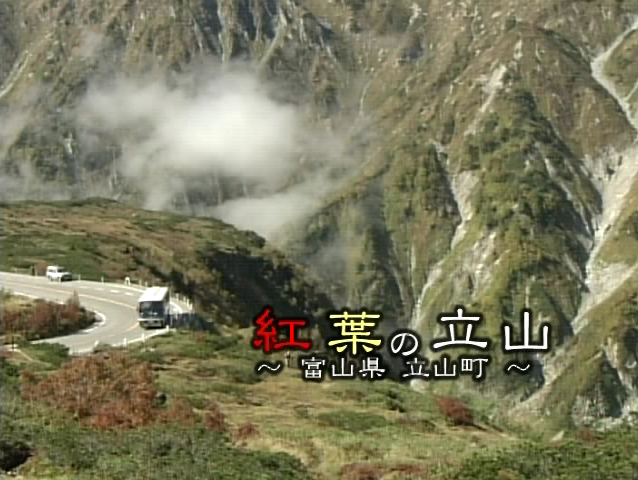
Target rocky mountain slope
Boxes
[1,0,637,428]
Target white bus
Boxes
[137,287,170,328]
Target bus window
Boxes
[139,301,164,318]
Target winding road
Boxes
[0,272,191,354]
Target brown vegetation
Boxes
[204,400,229,433]
[20,352,230,432]
[434,395,474,427]
[0,293,94,341]
[574,427,599,446]
[157,397,199,427]
[234,422,259,444]
[22,352,156,428]
[340,462,429,480]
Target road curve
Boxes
[0,272,190,354]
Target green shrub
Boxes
[133,349,166,364]
[0,355,20,387]
[447,426,638,480]
[28,343,69,367]
[223,365,263,385]
[316,410,390,432]
[34,424,312,479]
[166,332,242,359]
[207,381,246,398]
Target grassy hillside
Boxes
[1,330,637,479]
[0,198,334,328]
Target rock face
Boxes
[1,0,638,426]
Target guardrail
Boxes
[70,313,212,356]
[4,267,194,311]
[1,270,211,357]
[71,326,173,356]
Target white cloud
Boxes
[75,61,357,239]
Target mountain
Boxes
[1,0,637,429]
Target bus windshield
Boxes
[139,301,165,318]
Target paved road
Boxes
[0,272,190,354]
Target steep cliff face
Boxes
[0,2,19,85]
[0,0,352,207]
[281,0,638,425]
[1,0,637,427]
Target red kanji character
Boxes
[275,319,312,351]
[252,306,278,354]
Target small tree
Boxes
[30,302,56,338]
[0,310,21,337]
[157,397,198,427]
[235,422,259,444]
[435,395,474,426]
[204,400,228,433]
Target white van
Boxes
[46,265,73,282]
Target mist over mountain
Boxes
[1,0,638,428]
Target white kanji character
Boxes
[502,310,550,351]
[402,356,430,379]
[459,356,489,381]
[433,355,458,379]
[359,356,386,380]
[330,356,355,378]
[300,356,326,381]
[431,307,489,351]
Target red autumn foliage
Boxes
[157,397,199,427]
[22,352,156,428]
[340,463,429,480]
[19,350,234,432]
[0,310,22,336]
[340,464,380,480]
[20,370,38,385]
[434,395,474,426]
[235,422,259,443]
[1,293,93,340]
[204,400,229,433]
